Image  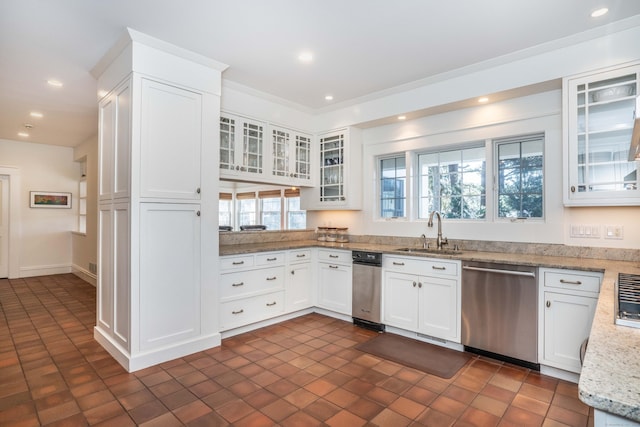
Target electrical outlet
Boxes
[605,225,624,240]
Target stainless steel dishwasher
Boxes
[461,261,539,369]
[352,250,384,332]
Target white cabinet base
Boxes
[94,326,220,373]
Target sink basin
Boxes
[395,247,463,255]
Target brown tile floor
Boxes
[0,274,594,426]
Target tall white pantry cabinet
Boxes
[93,29,228,372]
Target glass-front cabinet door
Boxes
[219,113,265,179]
[270,126,312,186]
[564,63,640,206]
[319,133,345,202]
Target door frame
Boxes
[0,166,21,278]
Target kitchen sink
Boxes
[395,247,463,255]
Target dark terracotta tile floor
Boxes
[0,274,594,426]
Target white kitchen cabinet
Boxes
[383,255,461,342]
[286,249,314,312]
[219,113,267,181]
[98,77,131,202]
[563,62,640,206]
[317,249,352,315]
[269,125,313,187]
[139,79,203,200]
[139,203,201,350]
[539,268,602,373]
[219,251,286,331]
[94,30,224,372]
[300,127,362,210]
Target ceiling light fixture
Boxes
[478,97,489,103]
[298,52,313,63]
[47,79,63,87]
[325,95,334,101]
[30,112,43,118]
[397,115,407,120]
[591,7,609,17]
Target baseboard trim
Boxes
[20,264,72,278]
[72,265,97,286]
[94,326,222,373]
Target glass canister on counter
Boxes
[336,227,349,243]
[317,227,328,241]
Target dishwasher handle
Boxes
[462,265,536,278]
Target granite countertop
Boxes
[219,239,640,421]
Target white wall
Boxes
[72,135,98,284]
[0,138,79,277]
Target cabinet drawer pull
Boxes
[232,309,244,315]
[329,265,339,269]
[232,261,244,265]
[559,279,582,285]
[393,262,405,266]
[266,276,277,281]
[329,254,339,258]
[296,254,306,258]
[266,301,277,307]
[432,266,446,270]
[232,282,244,287]
[266,257,277,261]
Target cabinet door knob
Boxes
[291,270,295,275]
[546,301,551,308]
[196,211,201,216]
[196,187,201,194]
[413,281,417,287]
[418,282,422,288]
[570,185,576,193]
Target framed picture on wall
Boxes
[30,191,72,208]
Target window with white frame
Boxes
[285,188,306,229]
[496,133,544,219]
[237,192,257,227]
[219,193,232,227]
[418,145,486,219]
[260,190,282,230]
[379,156,406,218]
[78,159,87,233]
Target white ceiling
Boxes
[1,0,640,148]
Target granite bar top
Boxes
[219,239,640,421]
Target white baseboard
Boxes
[20,264,72,278]
[72,264,97,286]
[95,326,222,373]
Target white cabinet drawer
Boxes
[220,291,285,330]
[256,252,285,266]
[384,256,458,277]
[543,269,601,294]
[220,266,284,301]
[318,249,351,264]
[220,255,254,271]
[288,249,312,263]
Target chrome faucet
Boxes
[427,211,448,250]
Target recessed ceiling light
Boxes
[478,97,489,103]
[325,95,334,101]
[47,79,63,87]
[30,112,43,118]
[591,7,609,17]
[18,132,29,137]
[298,52,313,63]
[397,115,407,120]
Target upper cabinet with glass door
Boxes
[270,125,313,187]
[563,62,640,206]
[220,113,266,181]
[300,127,362,210]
